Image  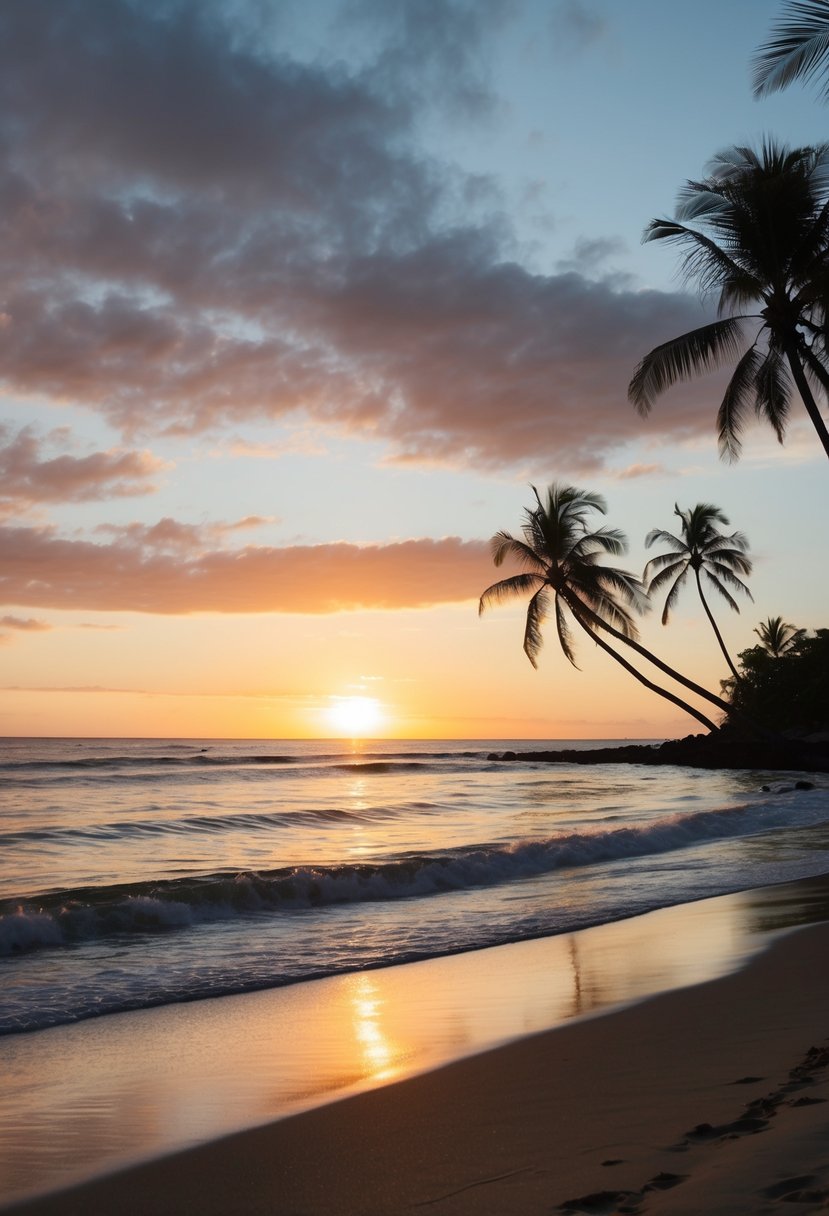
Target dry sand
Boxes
[7,916,829,1216]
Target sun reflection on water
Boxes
[350,975,398,1081]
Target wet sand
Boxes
[4,876,829,1215]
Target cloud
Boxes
[341,0,516,121]
[94,515,273,554]
[612,462,667,480]
[0,524,493,613]
[549,1,607,53]
[555,236,629,277]
[0,615,52,631]
[0,0,720,475]
[0,425,165,513]
[0,613,52,645]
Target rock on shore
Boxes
[490,733,829,773]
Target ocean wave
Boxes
[0,802,422,846]
[3,797,823,957]
[0,753,298,773]
[329,761,428,774]
[0,752,457,782]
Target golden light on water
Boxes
[351,975,397,1080]
[326,695,385,737]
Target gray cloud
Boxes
[0,425,165,514]
[0,0,716,476]
[550,1,607,53]
[0,615,52,631]
[342,0,517,121]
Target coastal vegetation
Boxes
[722,627,829,734]
[754,615,807,656]
[644,503,752,682]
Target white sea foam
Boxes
[4,794,828,958]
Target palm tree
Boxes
[478,483,731,734]
[628,140,829,463]
[753,1,829,101]
[754,615,807,657]
[644,504,752,682]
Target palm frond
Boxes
[523,586,550,667]
[673,184,731,223]
[752,0,829,99]
[568,583,640,640]
[629,317,746,416]
[569,526,629,560]
[643,219,748,295]
[704,561,754,599]
[706,145,763,177]
[644,527,684,553]
[644,557,688,593]
[595,565,649,611]
[701,540,752,572]
[718,276,764,315]
[754,615,806,655]
[717,342,764,461]
[489,531,545,571]
[554,596,577,667]
[573,569,643,631]
[753,344,793,442]
[478,573,544,616]
[681,502,732,532]
[789,192,829,280]
[700,572,742,614]
[660,568,690,625]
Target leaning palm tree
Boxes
[754,615,807,657]
[628,140,829,462]
[753,1,829,101]
[479,483,733,734]
[644,504,752,682]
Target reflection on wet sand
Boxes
[2,873,828,1206]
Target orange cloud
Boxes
[0,526,492,614]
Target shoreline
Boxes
[5,872,829,1215]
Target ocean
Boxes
[4,736,829,1039]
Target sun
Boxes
[327,696,385,737]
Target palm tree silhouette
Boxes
[644,504,752,682]
[628,140,829,462]
[754,615,806,657]
[753,1,829,101]
[478,483,731,734]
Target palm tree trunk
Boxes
[784,341,829,459]
[564,589,734,716]
[572,612,719,733]
[566,592,774,738]
[693,570,741,682]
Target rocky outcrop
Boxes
[489,733,829,773]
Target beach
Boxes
[4,886,829,1216]
[4,739,829,1214]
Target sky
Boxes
[1,0,828,740]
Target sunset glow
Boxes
[0,1,825,741]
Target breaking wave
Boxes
[1,798,815,957]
